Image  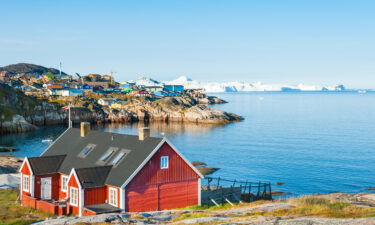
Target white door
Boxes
[41,177,52,200]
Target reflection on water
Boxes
[97,122,223,138]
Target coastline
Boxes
[0,83,243,134]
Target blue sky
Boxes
[1,0,374,88]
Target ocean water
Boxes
[2,92,375,195]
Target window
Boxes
[109,188,118,206]
[78,144,96,158]
[99,148,116,162]
[23,175,29,192]
[111,152,127,166]
[70,187,78,206]
[61,176,68,192]
[160,156,169,169]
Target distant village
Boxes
[0,70,203,109]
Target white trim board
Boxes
[19,157,34,175]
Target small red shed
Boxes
[19,123,203,216]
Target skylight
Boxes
[99,149,116,161]
[111,152,127,165]
[78,144,96,158]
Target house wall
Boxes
[125,142,200,211]
[67,172,80,215]
[127,142,200,188]
[34,173,60,200]
[20,161,32,196]
[84,186,107,206]
[58,174,69,200]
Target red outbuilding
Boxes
[19,122,203,216]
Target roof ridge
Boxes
[75,165,113,171]
[29,154,66,159]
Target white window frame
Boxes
[160,156,169,169]
[70,187,79,207]
[23,175,30,192]
[61,176,69,192]
[108,187,118,207]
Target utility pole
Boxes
[109,71,117,85]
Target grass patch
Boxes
[0,105,15,121]
[0,189,52,225]
[173,212,210,222]
[185,200,271,211]
[265,196,375,218]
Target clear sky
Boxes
[1,0,374,88]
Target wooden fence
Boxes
[201,177,272,206]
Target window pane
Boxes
[100,150,115,161]
[112,152,126,165]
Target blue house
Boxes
[78,84,93,90]
[120,83,132,89]
[155,91,181,97]
[163,85,184,92]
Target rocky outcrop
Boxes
[0,84,67,133]
[0,115,36,133]
[0,84,243,133]
[104,97,243,124]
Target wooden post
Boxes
[269,182,272,200]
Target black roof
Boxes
[85,203,121,214]
[75,166,112,188]
[28,155,66,175]
[35,128,163,187]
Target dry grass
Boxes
[0,189,53,225]
[265,196,375,218]
[172,212,210,222]
[185,200,272,211]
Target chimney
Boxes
[80,122,90,137]
[139,127,150,141]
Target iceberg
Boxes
[164,76,346,93]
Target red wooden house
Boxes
[19,122,203,216]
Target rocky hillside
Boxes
[0,63,66,76]
[0,84,243,133]
[103,96,241,124]
[0,84,66,133]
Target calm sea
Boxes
[2,92,375,195]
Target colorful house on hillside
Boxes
[20,123,203,216]
[163,85,184,92]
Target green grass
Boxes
[266,196,375,218]
[172,212,210,222]
[0,105,15,121]
[0,190,52,225]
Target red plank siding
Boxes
[126,185,158,212]
[125,142,200,212]
[127,142,199,188]
[21,194,36,208]
[20,160,32,196]
[58,174,69,200]
[84,187,107,206]
[67,172,80,215]
[159,180,198,210]
[34,173,60,200]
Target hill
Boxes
[0,63,66,76]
